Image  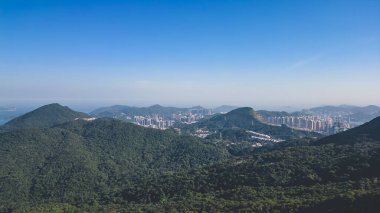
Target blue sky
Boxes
[0,0,379,109]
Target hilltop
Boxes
[2,103,90,130]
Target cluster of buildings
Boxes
[172,108,213,124]
[133,115,175,129]
[133,109,213,130]
[171,113,204,124]
[266,115,351,134]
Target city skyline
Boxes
[1,0,379,107]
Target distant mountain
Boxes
[304,105,380,123]
[189,105,208,110]
[191,107,319,140]
[91,104,196,118]
[307,104,380,114]
[2,103,89,129]
[213,105,239,113]
[314,116,380,145]
[306,104,357,113]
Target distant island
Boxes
[0,106,16,111]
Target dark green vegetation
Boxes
[1,104,379,212]
[2,103,89,130]
[120,142,380,212]
[185,107,320,140]
[0,118,228,211]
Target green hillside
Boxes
[110,117,380,212]
[2,103,89,130]
[122,142,380,212]
[0,118,229,211]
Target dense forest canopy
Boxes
[0,104,379,212]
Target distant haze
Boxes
[1,1,379,108]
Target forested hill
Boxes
[0,118,229,210]
[314,116,380,145]
[192,107,319,139]
[115,118,380,212]
[1,105,379,212]
[2,103,90,130]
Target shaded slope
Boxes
[314,116,380,145]
[0,128,99,206]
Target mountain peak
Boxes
[190,105,205,109]
[39,103,68,110]
[3,103,89,129]
[227,107,255,116]
[149,104,163,108]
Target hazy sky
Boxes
[1,0,379,109]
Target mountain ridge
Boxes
[302,105,380,123]
[91,104,192,118]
